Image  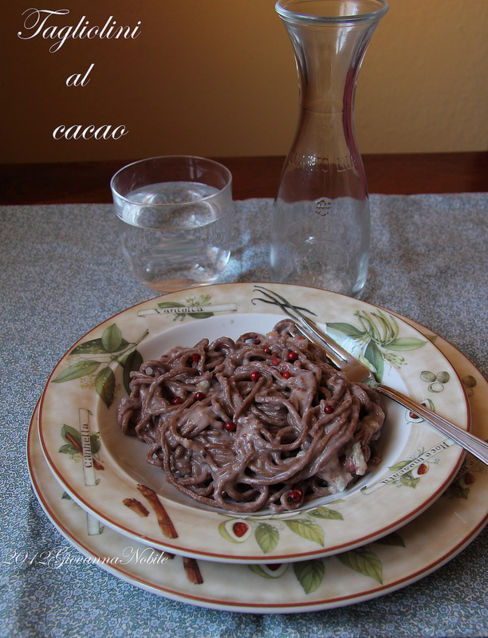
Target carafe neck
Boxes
[283,18,380,114]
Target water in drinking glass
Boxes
[115,179,231,294]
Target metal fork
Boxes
[253,286,488,466]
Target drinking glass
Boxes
[111,156,233,295]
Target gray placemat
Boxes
[1,194,487,637]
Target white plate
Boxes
[38,283,468,563]
[28,322,488,613]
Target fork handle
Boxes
[377,383,488,466]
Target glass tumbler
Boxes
[111,155,232,295]
[271,0,388,298]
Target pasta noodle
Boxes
[118,320,385,513]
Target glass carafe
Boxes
[271,0,388,297]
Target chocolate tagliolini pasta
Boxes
[118,320,385,513]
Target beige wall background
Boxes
[2,0,488,164]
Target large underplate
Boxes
[28,325,488,612]
[38,283,468,563]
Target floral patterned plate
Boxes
[28,323,487,612]
[38,283,468,563]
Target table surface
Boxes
[2,152,488,204]
[1,155,488,637]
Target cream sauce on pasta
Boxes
[118,320,385,513]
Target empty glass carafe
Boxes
[271,0,388,297]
